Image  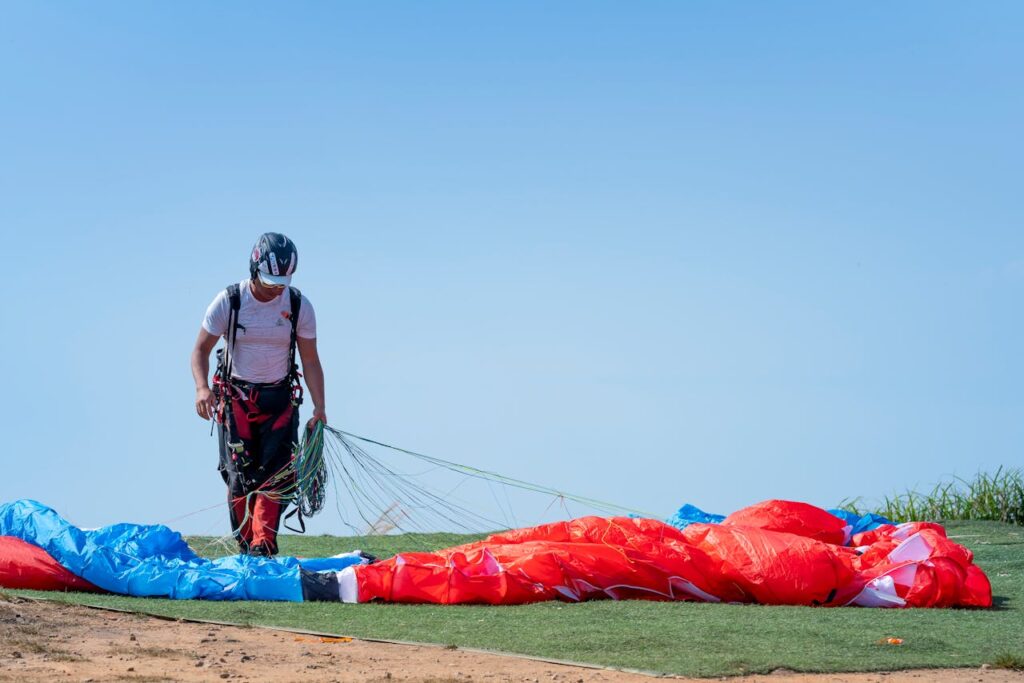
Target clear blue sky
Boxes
[2,2,1021,534]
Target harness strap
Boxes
[225,283,242,383]
[283,506,307,534]
[211,284,243,432]
[287,287,302,381]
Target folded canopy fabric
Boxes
[0,500,364,601]
[0,535,100,592]
[0,499,992,608]
[340,500,992,608]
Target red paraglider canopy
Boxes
[345,501,992,608]
[0,536,99,592]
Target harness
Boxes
[213,283,304,423]
[212,282,317,535]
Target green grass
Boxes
[841,467,1024,525]
[12,520,1023,677]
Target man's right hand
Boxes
[196,386,216,420]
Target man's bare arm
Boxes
[191,328,220,420]
[297,336,326,426]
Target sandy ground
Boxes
[0,596,1020,683]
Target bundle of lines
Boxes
[225,423,330,537]
[299,427,652,537]
[227,424,650,541]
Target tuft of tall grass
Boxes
[839,467,1023,525]
[993,652,1024,671]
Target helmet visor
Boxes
[257,270,291,287]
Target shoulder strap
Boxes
[288,287,302,381]
[228,283,241,313]
[224,284,242,380]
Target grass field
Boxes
[13,520,1023,678]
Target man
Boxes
[190,233,327,556]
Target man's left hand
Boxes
[307,407,328,430]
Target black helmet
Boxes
[250,233,298,286]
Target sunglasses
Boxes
[257,277,287,290]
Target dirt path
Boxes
[0,596,1020,683]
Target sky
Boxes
[1,2,1021,535]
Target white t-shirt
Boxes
[203,280,317,383]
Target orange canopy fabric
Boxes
[352,500,992,608]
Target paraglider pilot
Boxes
[190,233,327,556]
